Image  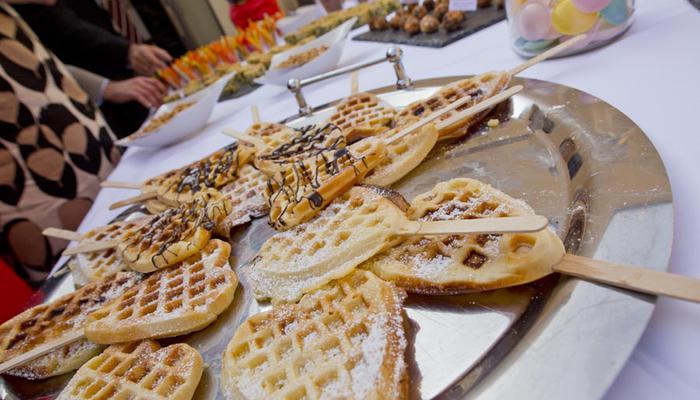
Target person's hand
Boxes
[128,44,172,76]
[103,77,167,109]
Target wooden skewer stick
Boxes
[0,330,86,374]
[109,190,157,210]
[388,85,523,145]
[398,215,549,236]
[43,228,84,241]
[350,71,359,95]
[101,181,141,189]
[62,240,118,256]
[508,34,587,76]
[222,127,267,149]
[251,105,261,124]
[554,254,700,304]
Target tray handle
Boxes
[287,46,412,116]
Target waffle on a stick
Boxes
[85,239,236,343]
[152,142,256,205]
[265,135,387,230]
[0,272,141,379]
[242,186,408,303]
[326,92,396,142]
[215,164,269,237]
[362,178,565,294]
[58,340,203,400]
[362,123,439,187]
[254,123,347,176]
[119,189,232,273]
[221,270,407,399]
[393,71,511,140]
[68,218,151,286]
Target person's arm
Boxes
[66,65,109,105]
[14,1,130,76]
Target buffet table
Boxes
[68,0,700,398]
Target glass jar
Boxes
[506,0,635,58]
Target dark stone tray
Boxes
[352,6,505,48]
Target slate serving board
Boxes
[352,6,505,48]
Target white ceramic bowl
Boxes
[116,71,234,148]
[257,17,357,86]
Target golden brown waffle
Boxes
[58,340,203,400]
[246,122,298,154]
[326,92,396,142]
[363,123,439,187]
[119,189,232,273]
[144,198,171,214]
[221,270,407,399]
[253,123,347,176]
[363,178,565,294]
[393,71,511,140]
[152,142,256,205]
[242,186,408,303]
[266,136,387,230]
[69,219,150,286]
[215,164,269,238]
[86,240,237,343]
[0,272,141,379]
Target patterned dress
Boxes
[0,4,120,287]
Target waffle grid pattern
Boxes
[0,272,141,379]
[364,178,565,294]
[243,186,406,303]
[393,72,511,139]
[86,240,236,343]
[59,340,203,400]
[222,270,407,400]
[327,93,396,142]
[216,164,269,237]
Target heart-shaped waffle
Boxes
[58,340,203,400]
[362,178,565,294]
[86,239,237,343]
[221,270,407,399]
[326,92,396,142]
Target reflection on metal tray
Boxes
[352,7,505,48]
[218,82,262,102]
[0,77,673,400]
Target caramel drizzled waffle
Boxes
[242,186,408,303]
[362,178,565,294]
[326,92,396,142]
[85,239,237,343]
[119,189,232,273]
[393,71,511,140]
[221,270,407,399]
[265,132,387,230]
[0,272,141,379]
[58,340,203,400]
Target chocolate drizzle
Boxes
[122,191,227,268]
[161,143,243,202]
[264,124,372,229]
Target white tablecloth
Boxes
[75,0,700,398]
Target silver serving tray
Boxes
[0,77,672,400]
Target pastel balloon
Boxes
[516,2,552,41]
[551,0,598,35]
[600,0,629,25]
[572,0,611,13]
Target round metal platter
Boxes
[0,77,673,400]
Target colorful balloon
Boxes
[516,2,552,41]
[551,0,599,35]
[572,0,611,13]
[600,0,629,25]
